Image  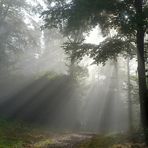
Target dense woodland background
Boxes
[0,0,147,147]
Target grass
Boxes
[33,139,52,148]
[0,139,23,148]
[78,135,116,148]
[0,118,147,148]
[0,118,53,148]
[78,132,147,148]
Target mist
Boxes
[0,0,146,147]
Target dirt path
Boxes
[47,133,94,148]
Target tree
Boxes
[127,55,133,132]
[42,0,148,141]
[0,0,41,74]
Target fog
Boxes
[0,0,140,135]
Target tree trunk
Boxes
[127,56,133,132]
[135,0,148,142]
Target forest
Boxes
[0,0,147,147]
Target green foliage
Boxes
[42,0,147,36]
[42,0,147,66]
[68,64,89,81]
[42,0,148,65]
[63,36,135,65]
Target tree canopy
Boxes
[42,0,148,66]
[42,0,147,36]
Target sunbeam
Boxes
[0,0,146,147]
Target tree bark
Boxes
[127,56,133,132]
[135,0,148,142]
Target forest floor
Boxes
[0,119,147,148]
